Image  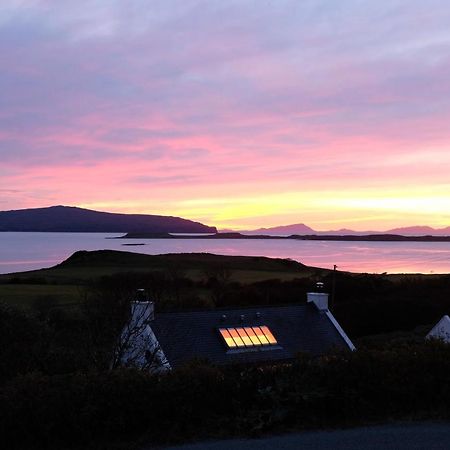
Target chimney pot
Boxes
[307,283,329,311]
[136,288,148,301]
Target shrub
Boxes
[2,342,450,449]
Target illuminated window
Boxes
[219,329,237,348]
[218,326,278,349]
[228,328,245,347]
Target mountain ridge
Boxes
[1,206,448,236]
[227,223,450,236]
[0,205,217,233]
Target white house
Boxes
[116,283,355,372]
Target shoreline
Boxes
[119,232,450,242]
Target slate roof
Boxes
[150,303,351,369]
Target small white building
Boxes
[426,315,450,343]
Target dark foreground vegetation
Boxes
[2,336,450,449]
[1,250,450,449]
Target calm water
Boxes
[0,232,449,275]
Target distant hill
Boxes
[240,223,315,235]
[0,206,217,233]
[386,226,450,236]
[231,224,450,236]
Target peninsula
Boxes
[0,206,217,233]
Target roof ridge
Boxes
[156,302,310,315]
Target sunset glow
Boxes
[1,1,449,230]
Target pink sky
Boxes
[1,1,449,230]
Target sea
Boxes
[0,232,449,275]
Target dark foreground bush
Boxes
[2,341,450,449]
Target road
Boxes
[153,422,450,450]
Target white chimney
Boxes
[130,289,154,326]
[131,301,154,324]
[307,282,329,311]
[115,292,169,372]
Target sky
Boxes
[1,0,449,231]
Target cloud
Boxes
[1,1,449,228]
[128,174,198,185]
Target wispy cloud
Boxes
[1,1,449,228]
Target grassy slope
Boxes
[0,250,325,308]
[0,284,81,309]
[2,250,450,369]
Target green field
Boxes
[0,250,325,310]
[1,249,449,343]
[0,284,81,309]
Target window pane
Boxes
[244,327,262,345]
[228,328,246,347]
[252,326,270,345]
[260,326,277,344]
[219,328,237,348]
[237,328,253,346]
